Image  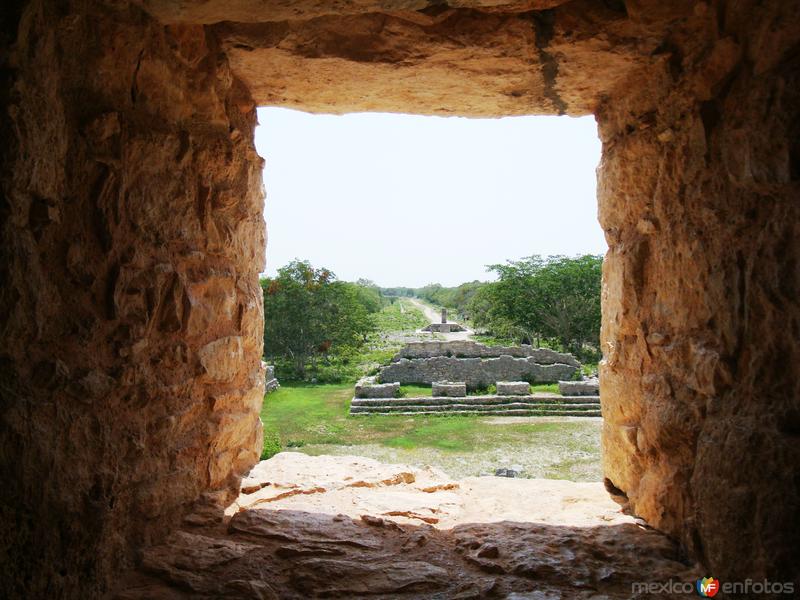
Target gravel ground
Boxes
[297,417,603,482]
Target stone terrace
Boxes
[350,394,602,417]
[378,341,580,388]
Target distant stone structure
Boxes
[396,341,581,364]
[377,341,579,389]
[497,381,531,396]
[264,363,280,393]
[432,382,467,397]
[350,342,596,416]
[420,307,467,333]
[558,378,599,396]
[355,376,400,398]
[422,322,466,333]
[349,394,601,417]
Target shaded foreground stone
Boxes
[113,452,699,598]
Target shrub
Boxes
[261,429,282,460]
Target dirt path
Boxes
[406,297,474,341]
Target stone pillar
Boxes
[441,308,447,324]
[0,1,265,596]
[597,0,800,584]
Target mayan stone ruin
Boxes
[378,341,579,388]
[351,341,600,416]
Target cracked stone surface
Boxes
[113,453,699,598]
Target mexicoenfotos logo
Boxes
[696,577,720,597]
[631,578,794,595]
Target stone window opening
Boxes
[1,0,798,597]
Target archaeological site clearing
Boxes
[0,0,798,598]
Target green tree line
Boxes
[263,255,603,380]
[402,255,603,360]
[470,255,602,359]
[261,260,384,380]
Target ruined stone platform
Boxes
[378,341,580,387]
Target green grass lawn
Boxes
[261,382,602,481]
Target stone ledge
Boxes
[558,379,599,396]
[395,341,580,365]
[497,381,530,396]
[351,394,600,407]
[355,376,400,399]
[432,382,467,397]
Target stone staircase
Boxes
[349,394,601,417]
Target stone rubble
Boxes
[354,376,400,399]
[380,355,578,388]
[432,381,468,397]
[497,381,532,396]
[558,378,600,396]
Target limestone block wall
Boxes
[0,1,265,596]
[396,340,580,365]
[379,356,577,388]
[598,0,800,584]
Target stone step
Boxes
[350,402,602,414]
[350,394,600,408]
[350,408,603,417]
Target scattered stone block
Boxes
[432,382,466,397]
[496,381,530,396]
[355,376,399,398]
[494,467,522,478]
[264,363,280,393]
[558,378,599,396]
[381,354,578,388]
[422,323,466,333]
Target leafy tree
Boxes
[481,255,602,357]
[415,281,487,319]
[261,260,380,378]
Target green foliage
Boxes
[371,299,428,332]
[530,383,561,394]
[473,255,602,360]
[378,286,417,298]
[397,384,433,397]
[261,428,282,460]
[468,384,497,396]
[416,281,487,320]
[262,260,383,380]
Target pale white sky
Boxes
[255,107,605,287]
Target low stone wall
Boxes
[350,394,601,416]
[355,376,400,399]
[264,364,279,393]
[422,323,466,333]
[379,355,578,389]
[558,379,599,396]
[432,382,466,397]
[497,381,530,396]
[395,341,579,366]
